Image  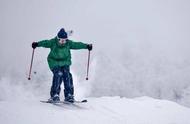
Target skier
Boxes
[32,28,92,103]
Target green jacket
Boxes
[37,37,88,70]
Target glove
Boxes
[87,44,92,51]
[32,42,38,49]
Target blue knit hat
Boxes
[57,28,68,39]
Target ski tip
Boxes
[40,100,48,103]
[81,99,88,102]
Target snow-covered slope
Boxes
[0,96,190,124]
[1,1,190,123]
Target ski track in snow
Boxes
[0,96,190,124]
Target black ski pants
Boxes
[50,66,74,99]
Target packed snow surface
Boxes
[0,96,190,124]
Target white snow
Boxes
[0,96,190,124]
[1,0,190,124]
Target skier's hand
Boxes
[32,42,38,49]
[87,44,92,51]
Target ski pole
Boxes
[28,48,35,80]
[86,50,91,80]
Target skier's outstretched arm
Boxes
[68,40,92,50]
[32,38,55,49]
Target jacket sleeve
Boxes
[68,40,88,50]
[37,38,54,48]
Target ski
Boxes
[40,99,87,104]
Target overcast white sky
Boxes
[0,0,190,106]
[0,0,190,70]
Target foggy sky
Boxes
[0,0,190,72]
[0,0,190,106]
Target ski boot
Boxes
[48,94,60,103]
[64,94,74,103]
